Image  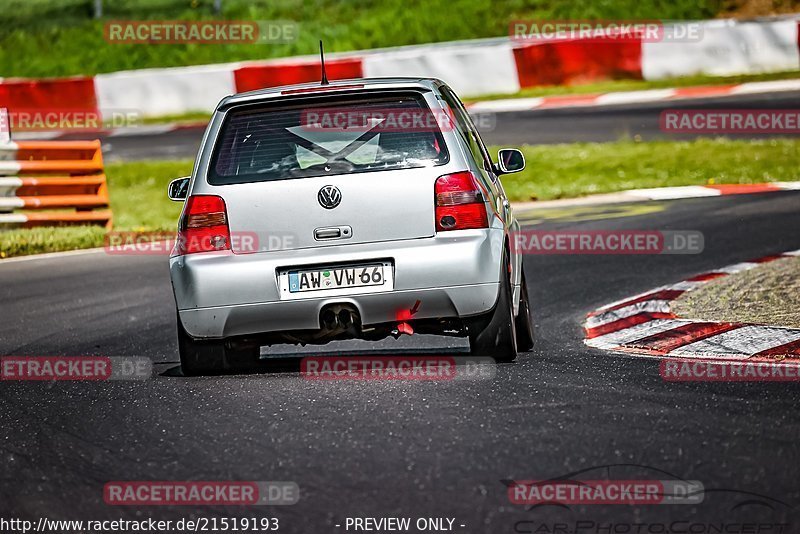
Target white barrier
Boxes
[643,19,799,80]
[362,40,520,97]
[13,15,799,121]
[95,63,239,119]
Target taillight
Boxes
[434,171,489,231]
[172,195,231,256]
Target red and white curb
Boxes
[467,78,800,113]
[512,182,800,211]
[608,182,800,200]
[584,249,800,361]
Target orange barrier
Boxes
[0,140,112,229]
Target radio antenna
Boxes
[319,40,329,85]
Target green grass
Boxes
[140,111,213,125]
[496,138,800,201]
[3,138,799,258]
[105,159,192,229]
[0,0,722,78]
[0,160,192,258]
[0,226,107,258]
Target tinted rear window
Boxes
[208,92,450,185]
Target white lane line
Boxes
[108,124,176,137]
[9,131,64,141]
[731,79,800,95]
[585,300,674,329]
[467,97,545,113]
[585,319,692,350]
[625,186,721,200]
[592,286,673,314]
[0,247,107,265]
[594,89,676,105]
[590,279,708,315]
[664,281,707,291]
[712,262,760,274]
[671,326,800,358]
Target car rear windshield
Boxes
[208,91,450,185]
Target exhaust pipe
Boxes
[321,309,338,330]
[338,309,353,328]
[319,304,361,338]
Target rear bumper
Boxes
[171,229,504,339]
[178,283,499,339]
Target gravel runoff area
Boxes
[672,255,800,329]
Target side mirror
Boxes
[496,148,525,175]
[168,177,190,201]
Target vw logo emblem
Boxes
[318,185,342,209]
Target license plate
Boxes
[288,264,387,293]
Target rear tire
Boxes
[177,313,259,376]
[467,251,518,362]
[515,269,535,352]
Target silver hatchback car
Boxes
[168,78,534,374]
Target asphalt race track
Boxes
[2,191,800,531]
[482,90,800,145]
[50,90,800,161]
